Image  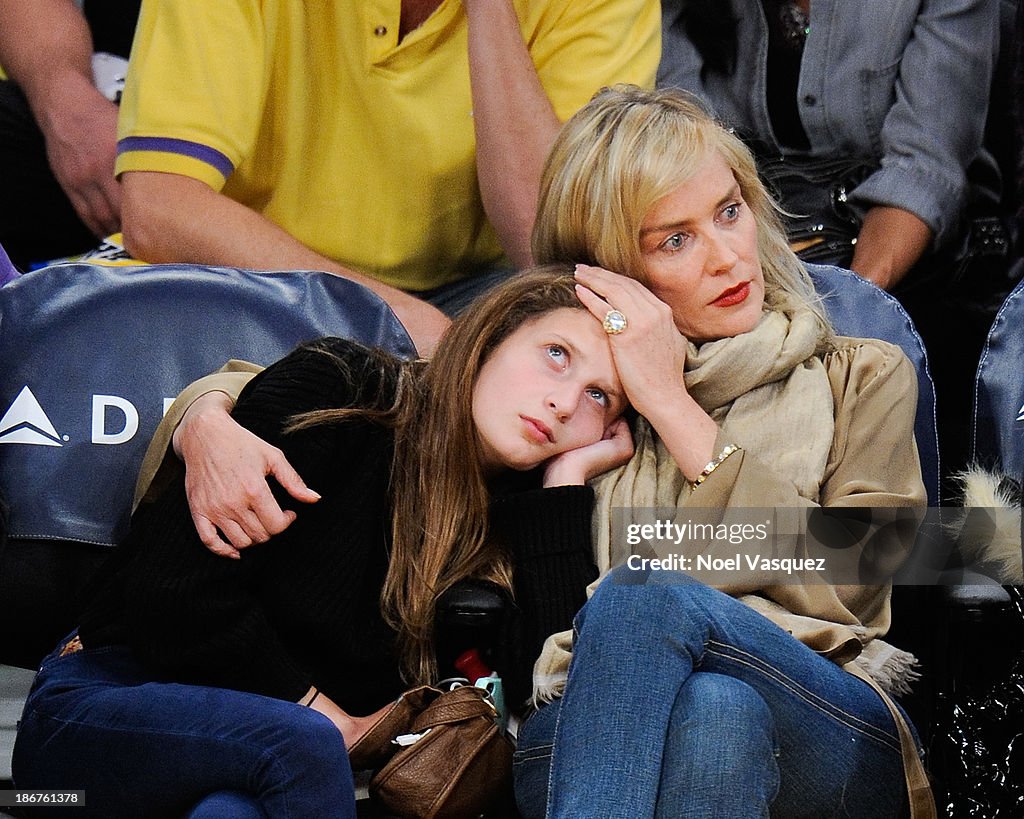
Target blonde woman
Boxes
[514,86,933,818]
[12,268,633,818]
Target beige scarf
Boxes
[592,308,834,573]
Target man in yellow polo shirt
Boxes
[116,0,660,354]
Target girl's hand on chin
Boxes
[542,418,634,487]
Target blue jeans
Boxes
[513,568,917,818]
[416,262,517,317]
[12,635,356,818]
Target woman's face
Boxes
[638,151,766,344]
[472,308,625,473]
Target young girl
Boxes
[12,266,632,818]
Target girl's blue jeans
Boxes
[12,635,356,818]
[513,567,919,818]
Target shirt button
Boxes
[803,94,818,106]
[374,25,387,36]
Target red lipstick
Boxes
[712,282,750,307]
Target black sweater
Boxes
[78,338,598,714]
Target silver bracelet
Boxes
[690,444,741,490]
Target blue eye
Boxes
[547,344,566,363]
[722,203,741,220]
[587,387,609,407]
[662,233,686,251]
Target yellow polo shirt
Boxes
[115,0,660,291]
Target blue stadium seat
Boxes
[0,262,414,668]
[972,276,1024,477]
[0,242,18,287]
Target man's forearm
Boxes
[0,0,94,112]
[464,0,561,268]
[123,171,365,276]
[850,206,933,291]
[121,171,449,354]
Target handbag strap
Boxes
[412,686,498,731]
[401,684,443,710]
[844,662,936,819]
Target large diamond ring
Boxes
[603,309,628,335]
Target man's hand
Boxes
[850,206,933,291]
[38,75,121,238]
[0,0,122,240]
[174,392,320,558]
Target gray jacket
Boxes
[658,0,1000,248]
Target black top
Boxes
[762,0,811,151]
[78,338,598,714]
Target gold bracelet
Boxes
[690,444,741,490]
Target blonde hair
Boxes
[290,266,586,683]
[533,84,831,340]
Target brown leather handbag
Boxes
[348,684,514,819]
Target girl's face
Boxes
[472,308,626,473]
[638,151,766,344]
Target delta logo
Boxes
[0,386,64,446]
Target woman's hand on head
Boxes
[543,417,634,487]
[573,265,721,480]
[175,392,320,558]
[573,264,692,418]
